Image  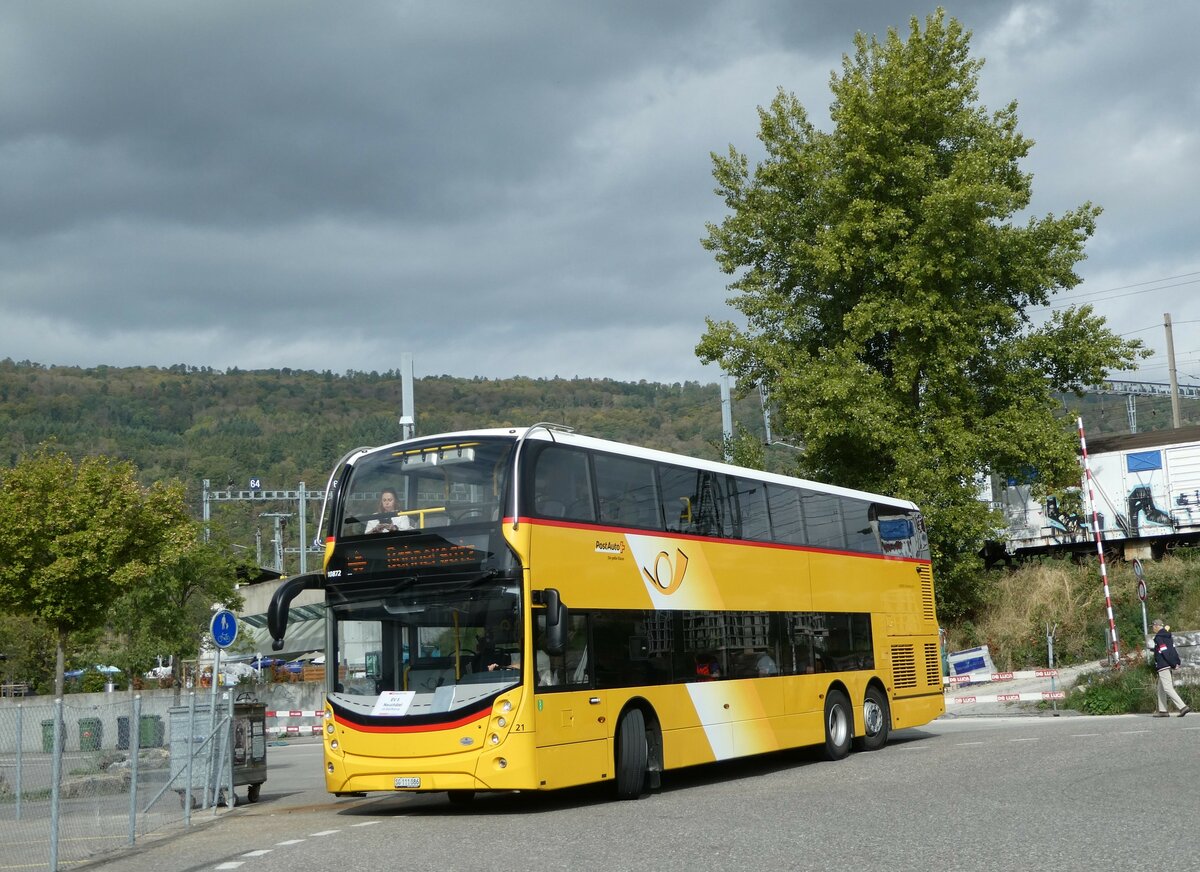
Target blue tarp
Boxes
[1127,450,1163,472]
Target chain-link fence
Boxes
[0,690,263,871]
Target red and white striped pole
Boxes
[1078,416,1120,665]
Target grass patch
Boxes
[1067,664,1200,715]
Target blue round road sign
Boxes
[210,609,239,649]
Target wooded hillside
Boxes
[0,360,770,510]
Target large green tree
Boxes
[100,522,244,701]
[0,446,191,695]
[697,11,1144,618]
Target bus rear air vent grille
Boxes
[891,644,917,689]
[916,565,936,623]
[924,643,942,687]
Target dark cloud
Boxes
[0,1,1196,385]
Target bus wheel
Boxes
[854,686,890,752]
[822,689,852,761]
[615,708,648,799]
[447,790,476,804]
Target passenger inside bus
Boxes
[536,647,558,686]
[365,488,412,533]
[694,652,721,680]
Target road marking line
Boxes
[351,821,381,827]
[955,742,986,746]
[310,829,341,837]
[276,839,306,845]
[215,864,244,870]
[242,850,273,857]
[1009,738,1038,743]
[1120,730,1151,735]
[1070,733,1100,738]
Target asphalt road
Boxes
[78,713,1200,872]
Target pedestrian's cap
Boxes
[1152,618,1165,629]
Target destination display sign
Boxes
[336,532,491,578]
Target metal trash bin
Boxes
[168,697,267,807]
[231,700,267,802]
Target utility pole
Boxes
[720,374,733,462]
[399,352,416,440]
[260,513,291,573]
[759,382,773,445]
[1165,313,1182,428]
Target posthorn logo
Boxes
[641,548,688,595]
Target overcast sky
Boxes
[1,1,1197,389]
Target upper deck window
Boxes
[594,453,661,530]
[339,438,514,538]
[530,445,596,522]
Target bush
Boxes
[1068,666,1157,715]
[1067,663,1200,715]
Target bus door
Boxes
[532,614,609,788]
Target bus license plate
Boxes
[394,777,421,789]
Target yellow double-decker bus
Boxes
[268,424,944,800]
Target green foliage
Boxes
[76,668,123,693]
[0,446,192,694]
[1067,659,1200,716]
[1068,666,1158,716]
[0,614,58,694]
[697,11,1145,619]
[100,523,245,688]
[715,423,767,471]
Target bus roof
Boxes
[356,425,921,514]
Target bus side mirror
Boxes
[541,587,569,656]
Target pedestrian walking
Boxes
[1150,618,1191,718]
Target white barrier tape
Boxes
[947,690,1067,705]
[265,710,325,737]
[944,669,1059,685]
[278,725,324,736]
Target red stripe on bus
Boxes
[333,707,490,734]
[510,516,930,564]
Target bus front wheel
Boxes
[615,708,648,799]
[822,689,852,761]
[854,686,890,753]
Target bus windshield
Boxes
[338,437,514,537]
[330,579,523,713]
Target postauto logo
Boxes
[641,547,688,595]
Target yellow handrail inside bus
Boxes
[394,507,447,528]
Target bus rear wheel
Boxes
[615,708,648,799]
[822,689,852,761]
[853,685,890,752]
